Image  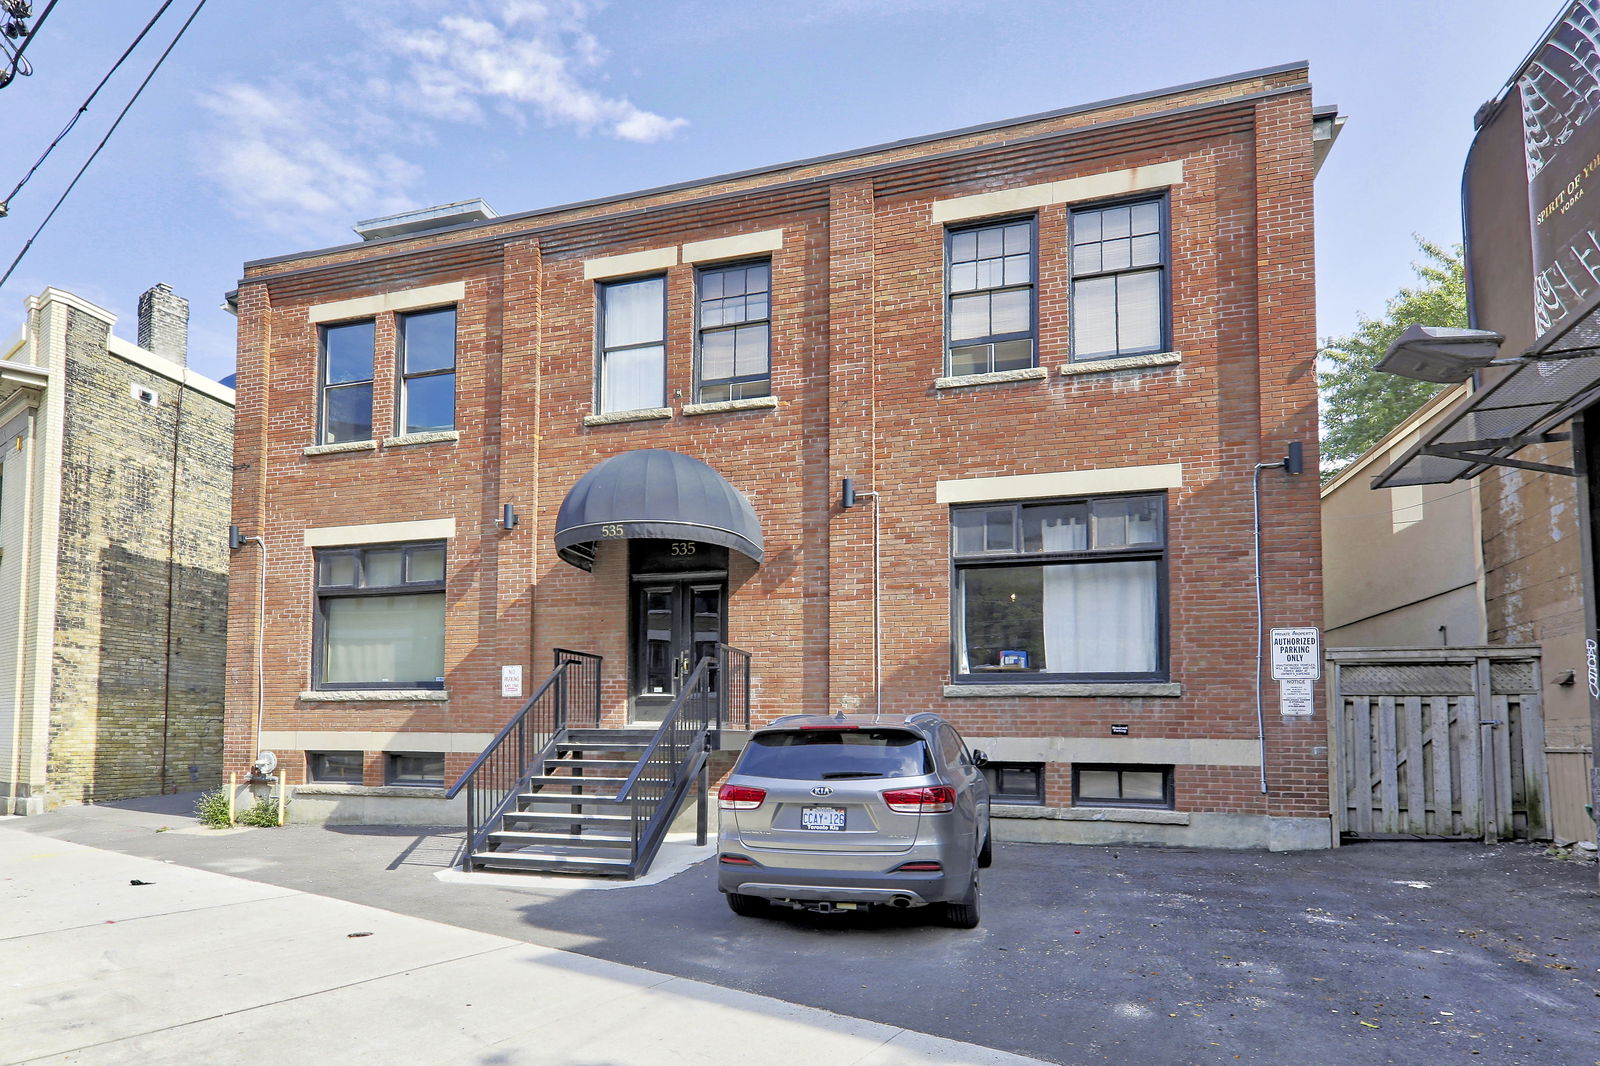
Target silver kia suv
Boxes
[717,712,992,928]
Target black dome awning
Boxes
[554,449,764,571]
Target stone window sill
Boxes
[944,682,1181,698]
[935,366,1049,390]
[382,430,460,448]
[304,440,377,456]
[583,407,673,427]
[992,805,1189,826]
[298,689,450,702]
[1058,351,1181,377]
[682,395,780,416]
[293,783,447,798]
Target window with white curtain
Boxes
[951,494,1166,681]
[1070,198,1167,360]
[314,542,446,689]
[599,276,666,413]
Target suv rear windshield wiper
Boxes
[820,770,884,779]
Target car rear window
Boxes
[736,729,933,780]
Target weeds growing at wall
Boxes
[193,788,285,828]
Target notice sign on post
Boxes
[1270,627,1321,681]
[1279,678,1315,717]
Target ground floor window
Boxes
[314,541,446,689]
[308,751,363,783]
[951,494,1166,681]
[981,761,1045,805]
[386,752,444,787]
[1073,764,1173,809]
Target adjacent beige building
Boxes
[1,285,235,815]
[1323,384,1592,844]
[1322,384,1489,649]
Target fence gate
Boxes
[1328,647,1550,841]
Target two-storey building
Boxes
[226,63,1336,849]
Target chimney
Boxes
[137,283,188,366]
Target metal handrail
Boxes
[618,653,720,875]
[718,643,752,731]
[446,648,601,870]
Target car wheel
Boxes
[726,892,768,918]
[977,828,993,869]
[943,870,980,929]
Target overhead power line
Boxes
[0,0,208,290]
[0,0,57,90]
[1,0,177,218]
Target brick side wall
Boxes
[48,307,233,804]
[226,70,1326,830]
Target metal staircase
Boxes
[447,645,751,879]
[473,728,657,875]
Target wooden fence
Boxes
[1329,647,1549,841]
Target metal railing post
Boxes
[696,759,708,846]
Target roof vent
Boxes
[352,200,498,242]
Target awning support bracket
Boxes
[1423,433,1575,477]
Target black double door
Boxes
[630,541,726,724]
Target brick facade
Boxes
[226,65,1330,847]
[0,287,234,813]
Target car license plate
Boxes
[801,805,846,831]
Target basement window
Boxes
[308,751,363,784]
[386,752,445,787]
[981,761,1045,805]
[1073,764,1173,809]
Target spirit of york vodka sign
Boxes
[1519,0,1600,335]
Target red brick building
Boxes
[225,63,1336,849]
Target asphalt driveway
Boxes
[10,798,1598,1066]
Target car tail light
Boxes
[881,785,956,813]
[798,724,858,730]
[894,860,943,872]
[720,853,758,865]
[718,784,767,810]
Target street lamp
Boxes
[1374,324,1507,384]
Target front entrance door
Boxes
[630,541,726,724]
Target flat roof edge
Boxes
[243,62,1309,272]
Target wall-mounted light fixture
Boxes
[841,478,856,508]
[229,524,246,551]
[500,503,519,530]
[1283,441,1304,476]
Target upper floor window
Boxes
[951,494,1167,682]
[1070,198,1167,360]
[398,307,456,434]
[314,541,446,690]
[599,276,666,413]
[320,320,375,444]
[946,218,1035,376]
[697,261,771,402]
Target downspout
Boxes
[1253,442,1304,794]
[1252,460,1284,795]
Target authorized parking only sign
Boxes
[1270,627,1321,681]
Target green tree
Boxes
[1319,238,1468,475]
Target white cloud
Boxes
[196,84,421,237]
[194,0,685,236]
[384,3,687,142]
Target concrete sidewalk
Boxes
[0,826,1046,1066]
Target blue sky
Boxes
[0,1,1562,383]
